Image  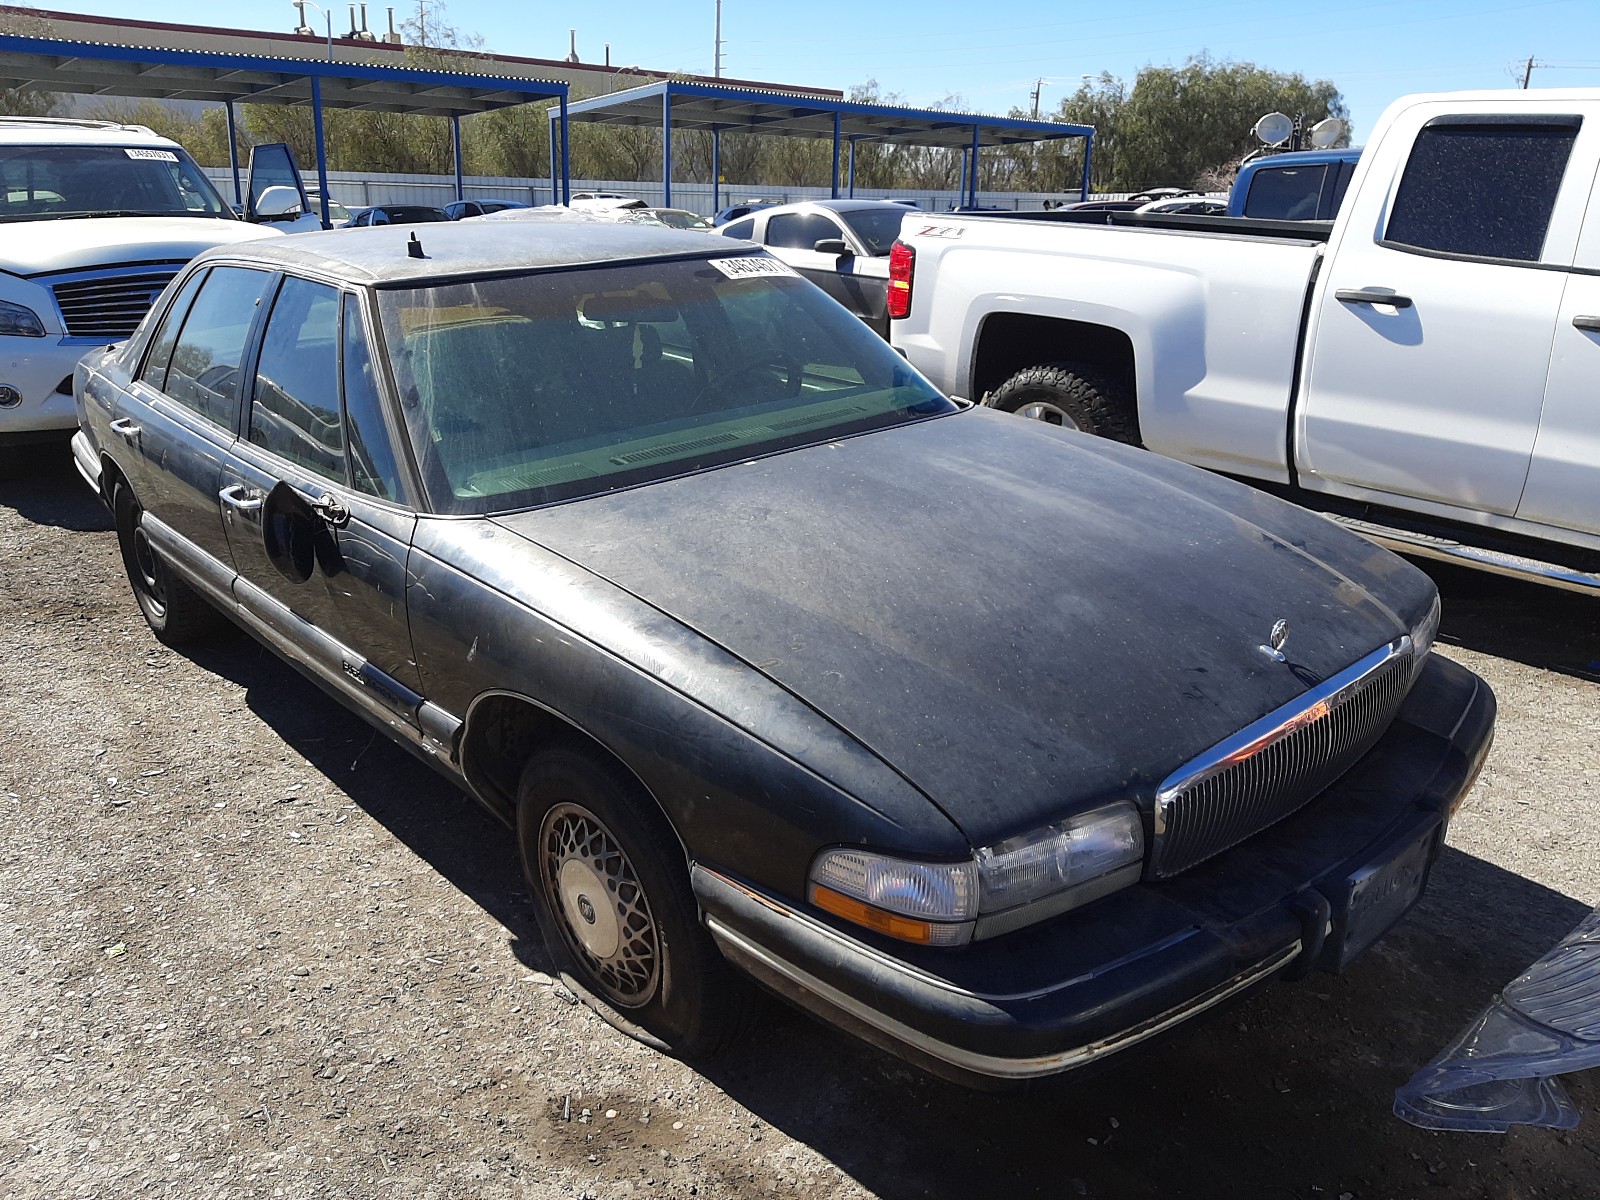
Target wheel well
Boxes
[100,454,129,511]
[459,694,674,840]
[972,314,1136,402]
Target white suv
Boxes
[0,118,280,469]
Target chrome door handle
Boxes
[1335,288,1413,309]
[1573,315,1600,333]
[108,417,142,441]
[309,493,350,528]
[219,484,265,512]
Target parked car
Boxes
[712,198,781,225]
[719,198,909,335]
[569,191,634,202]
[891,86,1600,594]
[573,200,715,231]
[72,220,1493,1087]
[1134,196,1227,215]
[346,204,449,227]
[306,192,352,227]
[1227,147,1362,220]
[0,117,286,470]
[443,199,530,220]
[1063,188,1204,213]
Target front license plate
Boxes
[1329,827,1439,972]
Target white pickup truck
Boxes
[891,88,1600,593]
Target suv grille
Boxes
[52,269,181,339]
[1150,640,1415,879]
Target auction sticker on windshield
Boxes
[124,148,179,162]
[709,256,799,280]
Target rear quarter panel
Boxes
[893,216,1323,482]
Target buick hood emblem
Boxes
[1260,619,1290,662]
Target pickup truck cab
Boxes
[1227,146,1361,219]
[891,88,1600,593]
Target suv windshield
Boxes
[377,255,954,514]
[0,144,233,221]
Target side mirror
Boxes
[814,237,851,256]
[254,186,304,220]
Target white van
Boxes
[0,117,285,468]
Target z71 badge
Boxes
[915,224,966,239]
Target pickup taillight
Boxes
[887,240,914,319]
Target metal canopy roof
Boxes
[0,34,567,117]
[563,79,1094,150]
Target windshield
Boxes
[377,255,954,514]
[839,207,909,255]
[0,144,232,221]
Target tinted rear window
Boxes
[1244,165,1328,220]
[1384,121,1578,262]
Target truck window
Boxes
[1382,118,1580,262]
[1244,165,1328,220]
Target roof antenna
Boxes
[407,232,427,258]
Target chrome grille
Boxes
[51,269,180,339]
[1150,639,1415,879]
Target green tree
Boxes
[1056,56,1346,192]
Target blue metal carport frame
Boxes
[0,34,570,225]
[555,79,1094,211]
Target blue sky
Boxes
[38,0,1600,140]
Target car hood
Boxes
[494,409,1432,847]
[2,216,280,277]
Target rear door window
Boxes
[1383,118,1580,262]
[720,217,755,239]
[139,268,209,391]
[162,266,272,427]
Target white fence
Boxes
[202,167,1126,216]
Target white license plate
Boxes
[1330,828,1438,971]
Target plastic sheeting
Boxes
[1395,906,1600,1132]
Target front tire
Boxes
[989,361,1141,445]
[113,481,229,645]
[516,744,753,1059]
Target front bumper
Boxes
[694,653,1495,1086]
[0,337,104,440]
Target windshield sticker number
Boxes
[709,256,799,280]
[125,148,179,162]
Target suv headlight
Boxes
[0,299,45,337]
[809,800,1145,947]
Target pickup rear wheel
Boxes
[990,362,1140,445]
[112,481,230,645]
[516,743,754,1060]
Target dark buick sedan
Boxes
[71,223,1494,1086]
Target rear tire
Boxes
[990,361,1141,445]
[516,743,754,1060]
[113,481,229,645]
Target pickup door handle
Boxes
[1573,315,1600,333]
[108,417,141,441]
[1336,288,1413,309]
[218,484,265,512]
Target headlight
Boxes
[1411,593,1442,671]
[809,800,1145,947]
[809,851,977,946]
[0,299,45,337]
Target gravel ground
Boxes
[2,449,1598,1200]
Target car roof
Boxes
[0,116,180,148]
[1242,147,1362,168]
[192,221,746,284]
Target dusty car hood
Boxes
[495,408,1433,846]
[2,216,280,277]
